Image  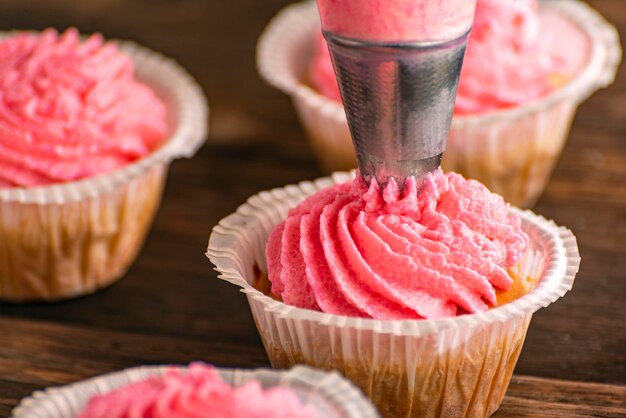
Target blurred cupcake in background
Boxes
[0,28,208,302]
[13,363,380,418]
[257,0,621,207]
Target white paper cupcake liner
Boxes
[208,171,579,338]
[206,172,580,417]
[12,365,380,418]
[0,31,209,204]
[0,164,167,301]
[0,31,208,301]
[257,0,621,206]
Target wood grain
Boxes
[0,0,625,416]
[1,317,625,417]
[496,376,626,418]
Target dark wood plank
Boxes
[495,376,626,418]
[1,317,625,417]
[0,316,270,416]
[0,317,268,387]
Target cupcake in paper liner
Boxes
[0,28,208,302]
[207,170,580,418]
[12,363,379,418]
[257,0,621,207]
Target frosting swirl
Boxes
[266,171,528,320]
[0,28,167,187]
[78,363,316,418]
[455,0,589,114]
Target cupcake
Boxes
[257,0,621,207]
[207,171,580,418]
[0,28,208,302]
[12,363,380,418]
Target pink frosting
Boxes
[78,363,316,418]
[316,0,476,42]
[310,0,590,114]
[309,34,342,103]
[0,28,167,188]
[266,171,528,320]
[455,0,590,114]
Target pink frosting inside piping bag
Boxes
[310,0,590,114]
[0,28,167,188]
[78,363,317,418]
[316,0,476,42]
[266,171,528,320]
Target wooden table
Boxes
[0,0,625,416]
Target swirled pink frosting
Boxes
[455,0,589,114]
[309,0,589,115]
[78,364,316,418]
[0,28,167,188]
[266,171,528,319]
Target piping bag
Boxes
[316,0,477,188]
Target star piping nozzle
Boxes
[324,30,470,187]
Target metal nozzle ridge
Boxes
[324,31,470,187]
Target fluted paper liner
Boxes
[257,0,621,207]
[12,365,379,418]
[0,32,209,301]
[206,172,580,418]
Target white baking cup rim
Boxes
[207,171,580,338]
[12,364,380,418]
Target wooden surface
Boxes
[0,0,625,416]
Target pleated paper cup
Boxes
[12,364,379,418]
[0,33,209,302]
[207,172,581,418]
[257,0,621,207]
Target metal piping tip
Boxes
[324,31,470,188]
